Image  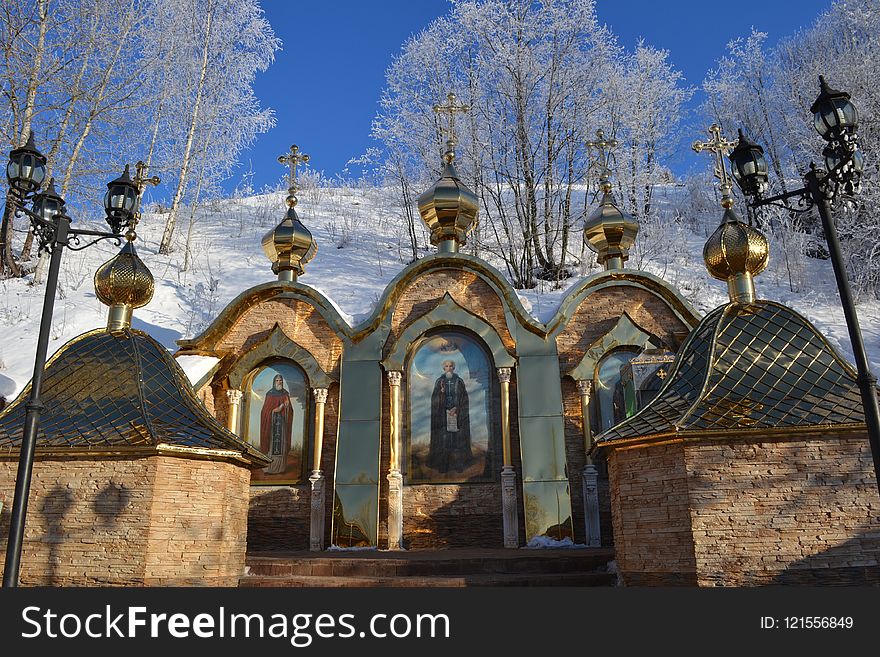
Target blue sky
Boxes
[233,0,834,194]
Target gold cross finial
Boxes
[433,92,470,163]
[585,129,618,191]
[133,161,160,195]
[692,124,738,208]
[128,161,160,236]
[278,144,310,196]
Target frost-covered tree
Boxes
[156,0,278,254]
[702,0,880,297]
[374,0,689,288]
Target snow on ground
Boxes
[0,184,878,401]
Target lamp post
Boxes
[728,76,880,497]
[1,134,157,587]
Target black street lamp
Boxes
[728,76,880,497]
[1,134,157,587]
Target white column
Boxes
[386,371,404,550]
[498,367,518,548]
[577,379,601,547]
[226,389,243,435]
[309,387,329,551]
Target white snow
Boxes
[0,184,877,403]
[175,355,221,386]
[0,372,16,399]
[524,536,584,549]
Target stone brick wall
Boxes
[607,441,697,585]
[556,286,690,373]
[403,483,503,549]
[247,485,310,552]
[215,297,343,377]
[0,454,252,586]
[607,432,880,586]
[386,269,516,353]
[247,382,340,552]
[685,434,880,586]
[143,457,251,586]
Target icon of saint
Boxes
[259,373,293,474]
[428,360,472,472]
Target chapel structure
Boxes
[1,107,878,586]
[174,124,698,553]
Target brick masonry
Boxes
[386,269,517,353]
[556,286,690,373]
[607,432,880,586]
[0,454,252,586]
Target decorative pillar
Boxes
[577,379,601,547]
[386,371,404,550]
[498,367,518,548]
[309,387,329,551]
[226,389,243,435]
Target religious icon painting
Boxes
[408,331,494,484]
[244,360,308,484]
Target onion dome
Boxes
[703,208,769,304]
[583,176,639,270]
[261,192,316,282]
[417,155,478,253]
[94,231,154,332]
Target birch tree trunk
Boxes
[159,2,214,255]
[0,0,50,278]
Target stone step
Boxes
[241,548,616,587]
[240,571,616,588]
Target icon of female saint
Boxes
[259,373,293,474]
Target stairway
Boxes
[241,547,616,587]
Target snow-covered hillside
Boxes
[1,184,878,402]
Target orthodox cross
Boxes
[585,129,618,179]
[131,160,160,229]
[133,161,160,196]
[433,92,470,162]
[278,144,310,194]
[692,124,738,206]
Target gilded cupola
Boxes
[417,93,478,253]
[693,124,769,304]
[263,144,317,281]
[703,209,769,304]
[583,130,639,270]
[94,230,155,332]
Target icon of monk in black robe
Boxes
[428,360,473,472]
[260,373,293,474]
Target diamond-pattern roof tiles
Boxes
[0,328,269,465]
[596,301,867,443]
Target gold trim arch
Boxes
[227,323,336,391]
[381,292,516,372]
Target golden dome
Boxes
[583,184,639,269]
[703,209,769,303]
[94,233,154,330]
[261,206,316,281]
[417,160,478,251]
[704,209,769,279]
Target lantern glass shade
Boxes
[729,131,769,195]
[103,166,138,229]
[814,97,858,139]
[824,146,864,177]
[6,143,47,195]
[32,182,64,223]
